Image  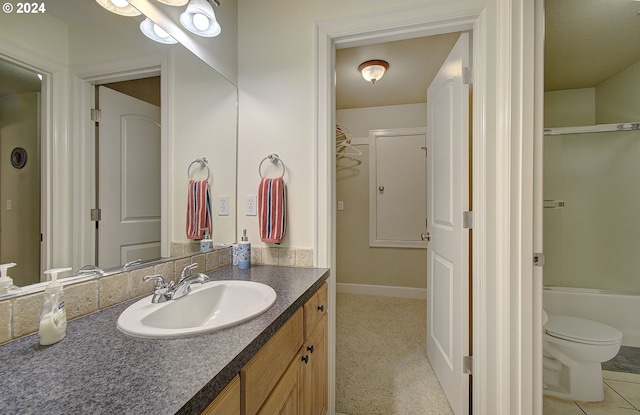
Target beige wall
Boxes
[596,59,640,124]
[544,88,595,127]
[236,0,429,250]
[0,93,40,286]
[336,104,427,288]
[543,60,640,293]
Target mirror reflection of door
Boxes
[0,58,41,286]
[96,80,161,269]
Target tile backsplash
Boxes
[0,246,313,345]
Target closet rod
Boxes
[544,122,640,136]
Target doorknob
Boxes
[421,232,430,241]
[378,185,384,192]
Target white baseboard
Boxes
[336,282,427,299]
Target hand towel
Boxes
[258,177,287,244]
[186,179,212,240]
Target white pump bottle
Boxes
[38,267,72,346]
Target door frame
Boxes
[70,51,172,270]
[314,1,539,414]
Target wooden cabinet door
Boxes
[256,352,302,415]
[301,314,328,415]
[304,282,327,339]
[201,375,240,415]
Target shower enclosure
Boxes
[543,122,640,346]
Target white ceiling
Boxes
[544,0,640,91]
[6,1,640,105]
[335,33,461,110]
[336,0,640,109]
[45,0,112,25]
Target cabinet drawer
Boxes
[303,282,327,339]
[201,375,240,415]
[242,308,304,415]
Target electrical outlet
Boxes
[246,195,257,216]
[217,195,229,216]
[6,200,11,210]
[337,201,344,211]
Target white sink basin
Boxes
[117,280,277,338]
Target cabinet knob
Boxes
[301,355,309,364]
[317,305,324,312]
[307,345,314,354]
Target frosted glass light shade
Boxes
[156,0,189,5]
[140,18,178,44]
[358,60,389,84]
[180,0,221,37]
[95,0,141,16]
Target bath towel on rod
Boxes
[258,177,287,244]
[186,179,212,240]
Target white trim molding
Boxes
[315,1,537,414]
[337,283,427,299]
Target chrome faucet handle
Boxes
[179,263,198,282]
[124,259,142,270]
[143,275,171,303]
[143,274,166,289]
[77,265,105,276]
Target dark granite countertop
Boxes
[0,265,330,415]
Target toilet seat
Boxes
[545,315,622,345]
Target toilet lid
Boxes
[544,315,622,345]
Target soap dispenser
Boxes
[39,267,71,346]
[0,262,17,295]
[237,229,251,269]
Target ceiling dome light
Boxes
[180,0,221,37]
[95,0,141,17]
[140,18,178,44]
[358,60,389,84]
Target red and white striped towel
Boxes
[186,179,212,240]
[258,177,286,244]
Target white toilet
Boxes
[542,310,623,402]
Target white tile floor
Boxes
[544,371,640,415]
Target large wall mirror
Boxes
[0,0,237,291]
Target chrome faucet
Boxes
[172,272,210,300]
[142,263,210,303]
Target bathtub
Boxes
[544,286,640,347]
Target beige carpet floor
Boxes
[336,292,453,415]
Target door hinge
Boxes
[463,66,473,85]
[91,108,101,123]
[462,211,473,229]
[533,252,545,267]
[91,208,102,221]
[463,356,473,374]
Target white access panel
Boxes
[369,127,427,248]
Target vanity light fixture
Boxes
[358,60,389,84]
[179,0,221,37]
[95,0,141,17]
[140,18,178,44]
[155,0,189,5]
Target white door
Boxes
[426,33,470,415]
[98,86,161,269]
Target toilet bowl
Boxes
[542,311,622,402]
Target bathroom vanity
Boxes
[0,265,329,414]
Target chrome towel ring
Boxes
[259,153,286,178]
[188,157,211,181]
